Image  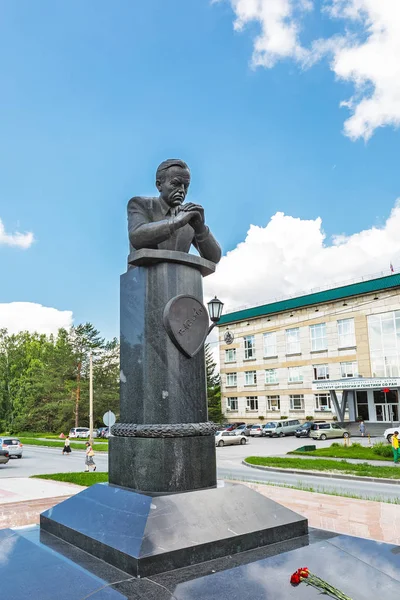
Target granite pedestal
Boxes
[3,525,400,599]
[109,250,217,493]
[40,481,308,577]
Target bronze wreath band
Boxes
[111,421,218,438]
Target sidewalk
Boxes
[241,481,400,545]
[0,478,84,529]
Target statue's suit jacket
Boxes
[128,196,221,264]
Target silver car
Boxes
[0,437,23,458]
[215,431,247,447]
[310,423,350,441]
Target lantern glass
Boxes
[207,296,224,323]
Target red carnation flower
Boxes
[290,572,301,585]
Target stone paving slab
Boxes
[240,481,400,545]
[0,477,84,504]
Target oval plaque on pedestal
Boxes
[163,295,209,358]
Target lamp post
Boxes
[207,296,224,334]
[89,353,94,445]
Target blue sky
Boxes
[1,0,400,339]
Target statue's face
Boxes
[157,166,191,207]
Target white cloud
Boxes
[204,200,400,313]
[0,303,73,335]
[217,0,400,140]
[0,218,34,249]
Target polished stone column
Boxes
[108,249,217,494]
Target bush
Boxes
[332,416,338,421]
[280,416,288,420]
[372,442,393,458]
[305,416,314,421]
[330,442,341,448]
[258,415,265,421]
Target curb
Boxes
[242,460,400,486]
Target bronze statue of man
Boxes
[128,159,221,264]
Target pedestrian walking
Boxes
[84,441,96,472]
[62,435,71,455]
[359,421,366,437]
[391,431,399,464]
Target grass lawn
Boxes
[290,444,392,462]
[32,472,108,486]
[19,437,109,452]
[244,456,400,479]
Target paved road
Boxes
[0,446,109,478]
[2,435,399,502]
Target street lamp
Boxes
[207,296,224,334]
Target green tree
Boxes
[69,323,105,427]
[205,343,223,423]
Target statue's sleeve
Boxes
[192,227,222,264]
[128,197,174,249]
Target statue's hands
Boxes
[174,210,200,228]
[180,203,205,232]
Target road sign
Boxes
[103,410,116,427]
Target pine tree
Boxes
[205,343,223,423]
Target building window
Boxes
[310,323,327,351]
[315,393,331,411]
[266,395,280,410]
[338,318,355,348]
[246,396,258,411]
[226,397,238,411]
[340,361,358,378]
[244,335,255,359]
[263,331,277,357]
[288,366,303,383]
[286,328,301,354]
[313,364,329,380]
[245,370,257,385]
[225,348,236,363]
[290,395,304,410]
[226,373,237,387]
[368,311,400,377]
[265,369,278,384]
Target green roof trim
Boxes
[218,273,400,326]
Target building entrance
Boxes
[373,390,399,422]
[375,404,398,422]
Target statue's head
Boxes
[156,159,191,207]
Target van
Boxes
[263,419,301,437]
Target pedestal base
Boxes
[108,435,217,493]
[40,482,308,578]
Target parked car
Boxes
[0,449,10,465]
[97,427,109,438]
[249,424,264,437]
[233,424,252,437]
[215,431,247,447]
[0,437,23,458]
[383,426,400,443]
[294,421,327,438]
[69,427,98,439]
[263,419,301,437]
[310,422,350,441]
[225,422,246,432]
[295,423,313,438]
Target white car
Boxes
[215,431,247,447]
[69,427,98,439]
[383,426,400,443]
[0,437,23,458]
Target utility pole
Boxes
[89,353,94,445]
